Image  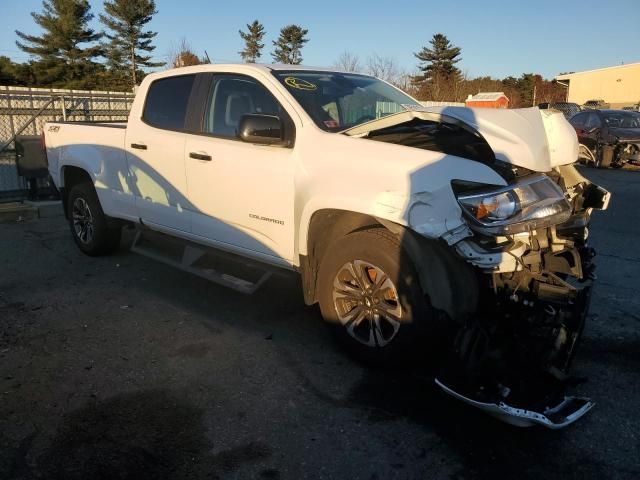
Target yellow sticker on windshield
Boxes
[284,77,317,91]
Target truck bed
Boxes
[45,120,133,221]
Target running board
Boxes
[435,378,595,429]
[130,229,272,294]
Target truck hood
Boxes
[343,106,579,172]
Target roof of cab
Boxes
[143,63,353,81]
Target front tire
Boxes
[67,182,121,256]
[317,228,436,365]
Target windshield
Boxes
[273,70,419,132]
[603,111,640,128]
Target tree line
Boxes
[0,2,312,91]
[0,1,566,106]
[2,0,163,91]
[410,33,565,107]
[333,34,565,107]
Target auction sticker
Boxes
[284,77,317,91]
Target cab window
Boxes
[203,75,281,137]
[143,75,196,130]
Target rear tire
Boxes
[317,227,437,365]
[67,182,121,256]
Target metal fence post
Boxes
[61,95,67,121]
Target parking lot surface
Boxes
[1,167,639,480]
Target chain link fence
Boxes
[0,85,135,199]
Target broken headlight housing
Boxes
[455,174,571,235]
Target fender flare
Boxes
[375,217,479,323]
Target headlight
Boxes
[456,175,571,235]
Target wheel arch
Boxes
[300,209,382,305]
[60,165,93,218]
[300,208,479,323]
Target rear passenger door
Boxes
[184,74,296,264]
[125,74,196,232]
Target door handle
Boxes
[131,143,147,150]
[189,152,212,161]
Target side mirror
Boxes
[238,114,285,145]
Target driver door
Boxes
[184,74,296,265]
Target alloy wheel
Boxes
[332,260,403,347]
[72,197,94,244]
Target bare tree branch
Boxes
[333,51,361,72]
[366,54,402,85]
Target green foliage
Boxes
[414,33,461,84]
[239,20,265,63]
[272,25,309,65]
[15,0,103,88]
[0,57,20,85]
[100,0,165,90]
[513,73,537,106]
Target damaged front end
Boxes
[348,106,611,427]
[436,165,610,428]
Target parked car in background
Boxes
[537,102,581,119]
[569,109,640,167]
[583,99,609,109]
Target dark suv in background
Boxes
[569,109,640,167]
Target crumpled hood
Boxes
[344,106,579,172]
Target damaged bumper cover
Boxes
[436,379,595,428]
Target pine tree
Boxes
[0,57,19,86]
[414,33,461,84]
[15,0,103,88]
[239,20,265,63]
[100,0,165,90]
[271,25,309,65]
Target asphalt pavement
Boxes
[0,167,638,480]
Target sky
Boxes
[1,0,639,80]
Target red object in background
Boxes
[465,92,510,109]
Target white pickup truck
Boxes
[44,64,610,428]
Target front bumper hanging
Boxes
[435,378,595,428]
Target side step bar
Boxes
[435,378,595,429]
[130,229,272,294]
